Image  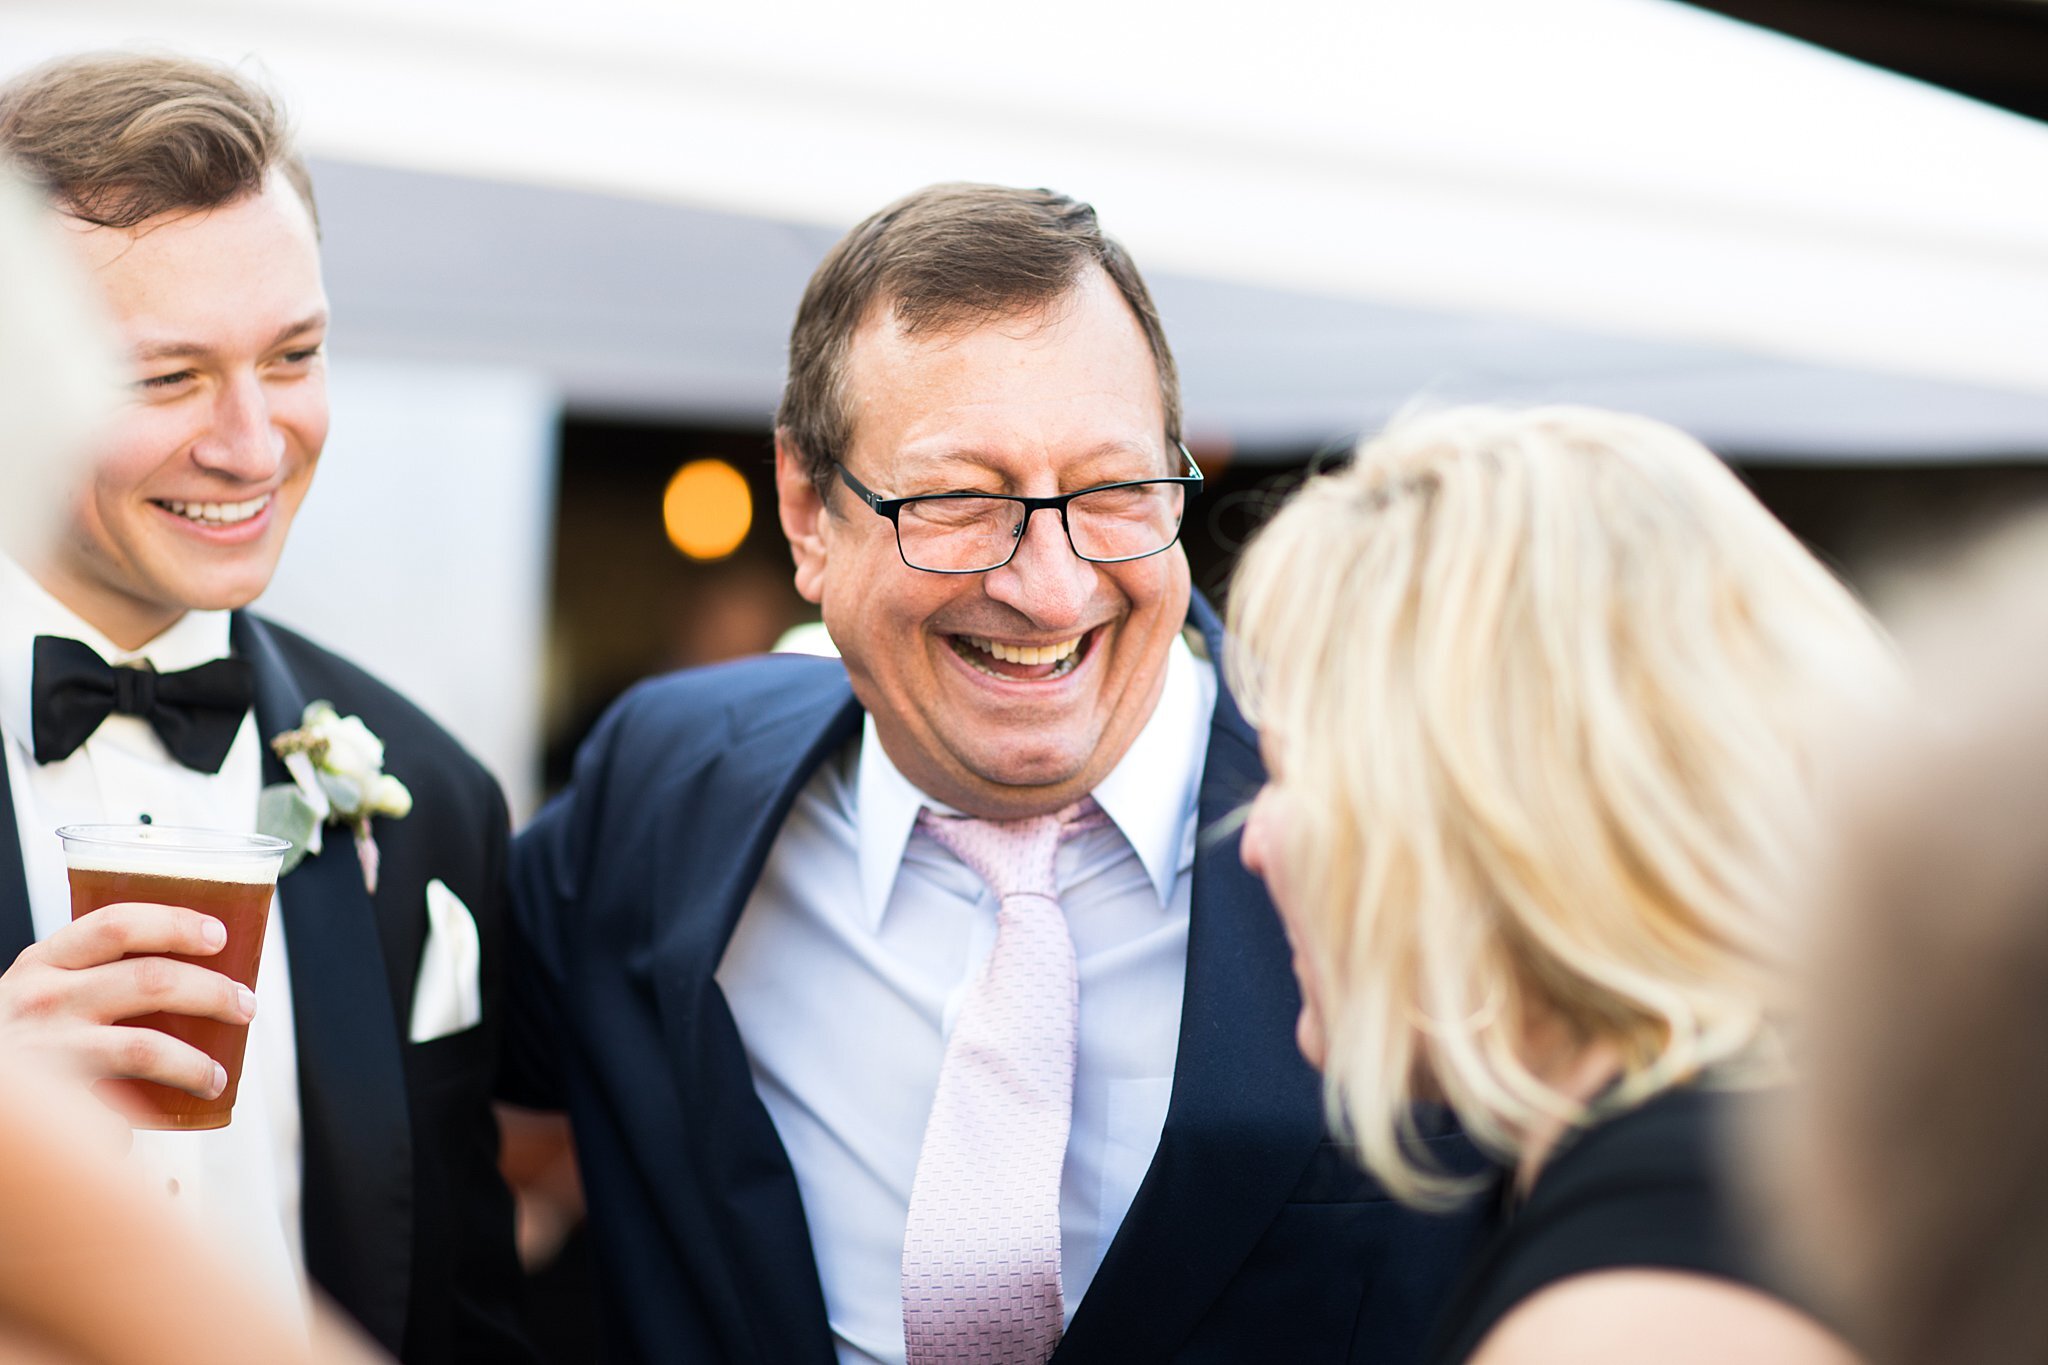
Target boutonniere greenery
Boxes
[257,701,413,894]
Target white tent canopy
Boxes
[8,0,2048,457]
[297,154,2048,461]
[7,0,2048,808]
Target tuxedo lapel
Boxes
[0,755,34,962]
[233,613,414,1357]
[650,671,862,1364]
[1056,598,1326,1364]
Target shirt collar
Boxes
[854,630,1217,930]
[0,554,234,747]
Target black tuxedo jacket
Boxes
[506,596,1482,1365]
[0,613,533,1365]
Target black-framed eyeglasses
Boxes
[834,443,1203,574]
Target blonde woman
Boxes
[1227,406,1886,1365]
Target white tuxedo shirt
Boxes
[0,557,307,1321]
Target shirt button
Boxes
[138,813,153,825]
[166,1178,180,1196]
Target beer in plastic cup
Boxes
[57,824,290,1131]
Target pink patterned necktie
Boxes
[902,797,1109,1365]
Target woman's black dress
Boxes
[1424,1085,1784,1365]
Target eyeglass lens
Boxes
[895,482,1187,572]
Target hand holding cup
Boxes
[0,825,289,1128]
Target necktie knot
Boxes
[915,797,1108,904]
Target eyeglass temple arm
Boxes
[835,462,893,515]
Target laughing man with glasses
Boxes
[506,183,1480,1365]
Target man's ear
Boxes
[775,431,830,605]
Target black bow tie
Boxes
[31,635,255,774]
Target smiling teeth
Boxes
[964,636,1081,666]
[162,495,269,526]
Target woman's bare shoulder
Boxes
[1468,1268,1857,1365]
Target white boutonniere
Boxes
[257,701,413,894]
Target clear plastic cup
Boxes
[57,824,290,1130]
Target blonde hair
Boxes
[1227,405,1891,1206]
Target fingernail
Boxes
[200,919,226,950]
[236,986,258,1019]
[209,1063,227,1098]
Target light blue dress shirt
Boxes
[717,635,1216,1365]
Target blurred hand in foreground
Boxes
[0,1052,388,1364]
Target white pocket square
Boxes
[409,878,483,1043]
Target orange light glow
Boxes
[663,458,752,560]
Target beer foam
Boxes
[64,852,280,884]
[59,826,285,884]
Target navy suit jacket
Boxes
[0,614,533,1365]
[506,598,1481,1364]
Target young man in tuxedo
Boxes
[0,54,532,1364]
[508,183,1480,1364]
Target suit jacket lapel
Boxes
[1057,597,1326,1363]
[233,613,415,1358]
[0,754,34,962]
[651,670,862,1365]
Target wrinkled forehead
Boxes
[843,287,1080,388]
[839,277,1170,486]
